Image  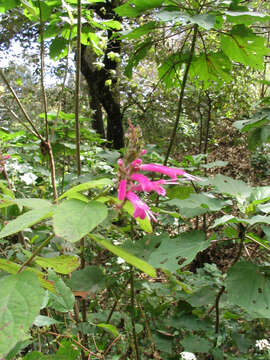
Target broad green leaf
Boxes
[0,259,55,292]
[211,174,251,199]
[48,272,74,312]
[68,266,105,293]
[0,0,19,12]
[0,198,52,209]
[226,261,270,318]
[0,206,55,239]
[167,192,228,218]
[0,272,44,358]
[225,11,270,25]
[221,25,269,70]
[53,199,108,242]
[234,110,270,132]
[58,178,112,200]
[158,52,187,88]
[190,52,232,88]
[166,185,194,200]
[181,335,211,353]
[34,315,60,327]
[34,255,80,274]
[122,21,157,39]
[115,0,163,18]
[49,37,69,60]
[96,323,119,337]
[211,215,238,228]
[191,14,216,30]
[185,285,217,307]
[149,231,210,272]
[125,40,152,78]
[90,234,156,277]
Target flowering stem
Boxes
[164,25,198,165]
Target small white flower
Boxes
[180,351,197,360]
[20,173,37,185]
[256,339,270,351]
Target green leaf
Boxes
[158,52,186,88]
[58,178,112,200]
[122,21,157,39]
[0,181,14,198]
[49,37,69,60]
[0,206,55,239]
[226,261,270,318]
[181,334,211,353]
[211,174,251,199]
[190,51,232,88]
[96,323,119,337]
[48,272,74,312]
[149,231,210,272]
[0,259,55,292]
[221,25,269,70]
[34,255,80,274]
[191,14,216,30]
[125,40,152,78]
[166,185,194,200]
[167,192,228,218]
[0,272,44,358]
[0,198,52,209]
[68,266,105,293]
[53,199,108,242]
[90,234,156,277]
[33,315,60,327]
[115,0,163,18]
[225,10,270,25]
[0,0,19,12]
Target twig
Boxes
[104,335,121,356]
[0,69,43,141]
[130,271,140,360]
[164,24,198,165]
[18,234,54,273]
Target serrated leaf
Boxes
[0,206,55,239]
[90,234,156,277]
[149,231,210,272]
[0,272,44,358]
[53,199,108,242]
[58,178,112,200]
[190,51,232,88]
[49,37,69,60]
[221,25,269,69]
[226,261,270,318]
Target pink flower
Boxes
[139,163,196,181]
[118,179,127,200]
[117,150,199,221]
[126,191,156,222]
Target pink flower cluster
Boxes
[117,151,198,222]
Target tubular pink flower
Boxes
[131,158,142,169]
[130,173,153,192]
[118,179,127,200]
[140,163,197,181]
[3,155,11,160]
[126,191,156,221]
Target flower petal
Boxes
[118,179,127,200]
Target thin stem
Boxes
[0,69,43,141]
[75,0,82,176]
[18,234,54,273]
[130,271,140,360]
[47,141,58,201]
[164,25,198,165]
[37,0,49,141]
